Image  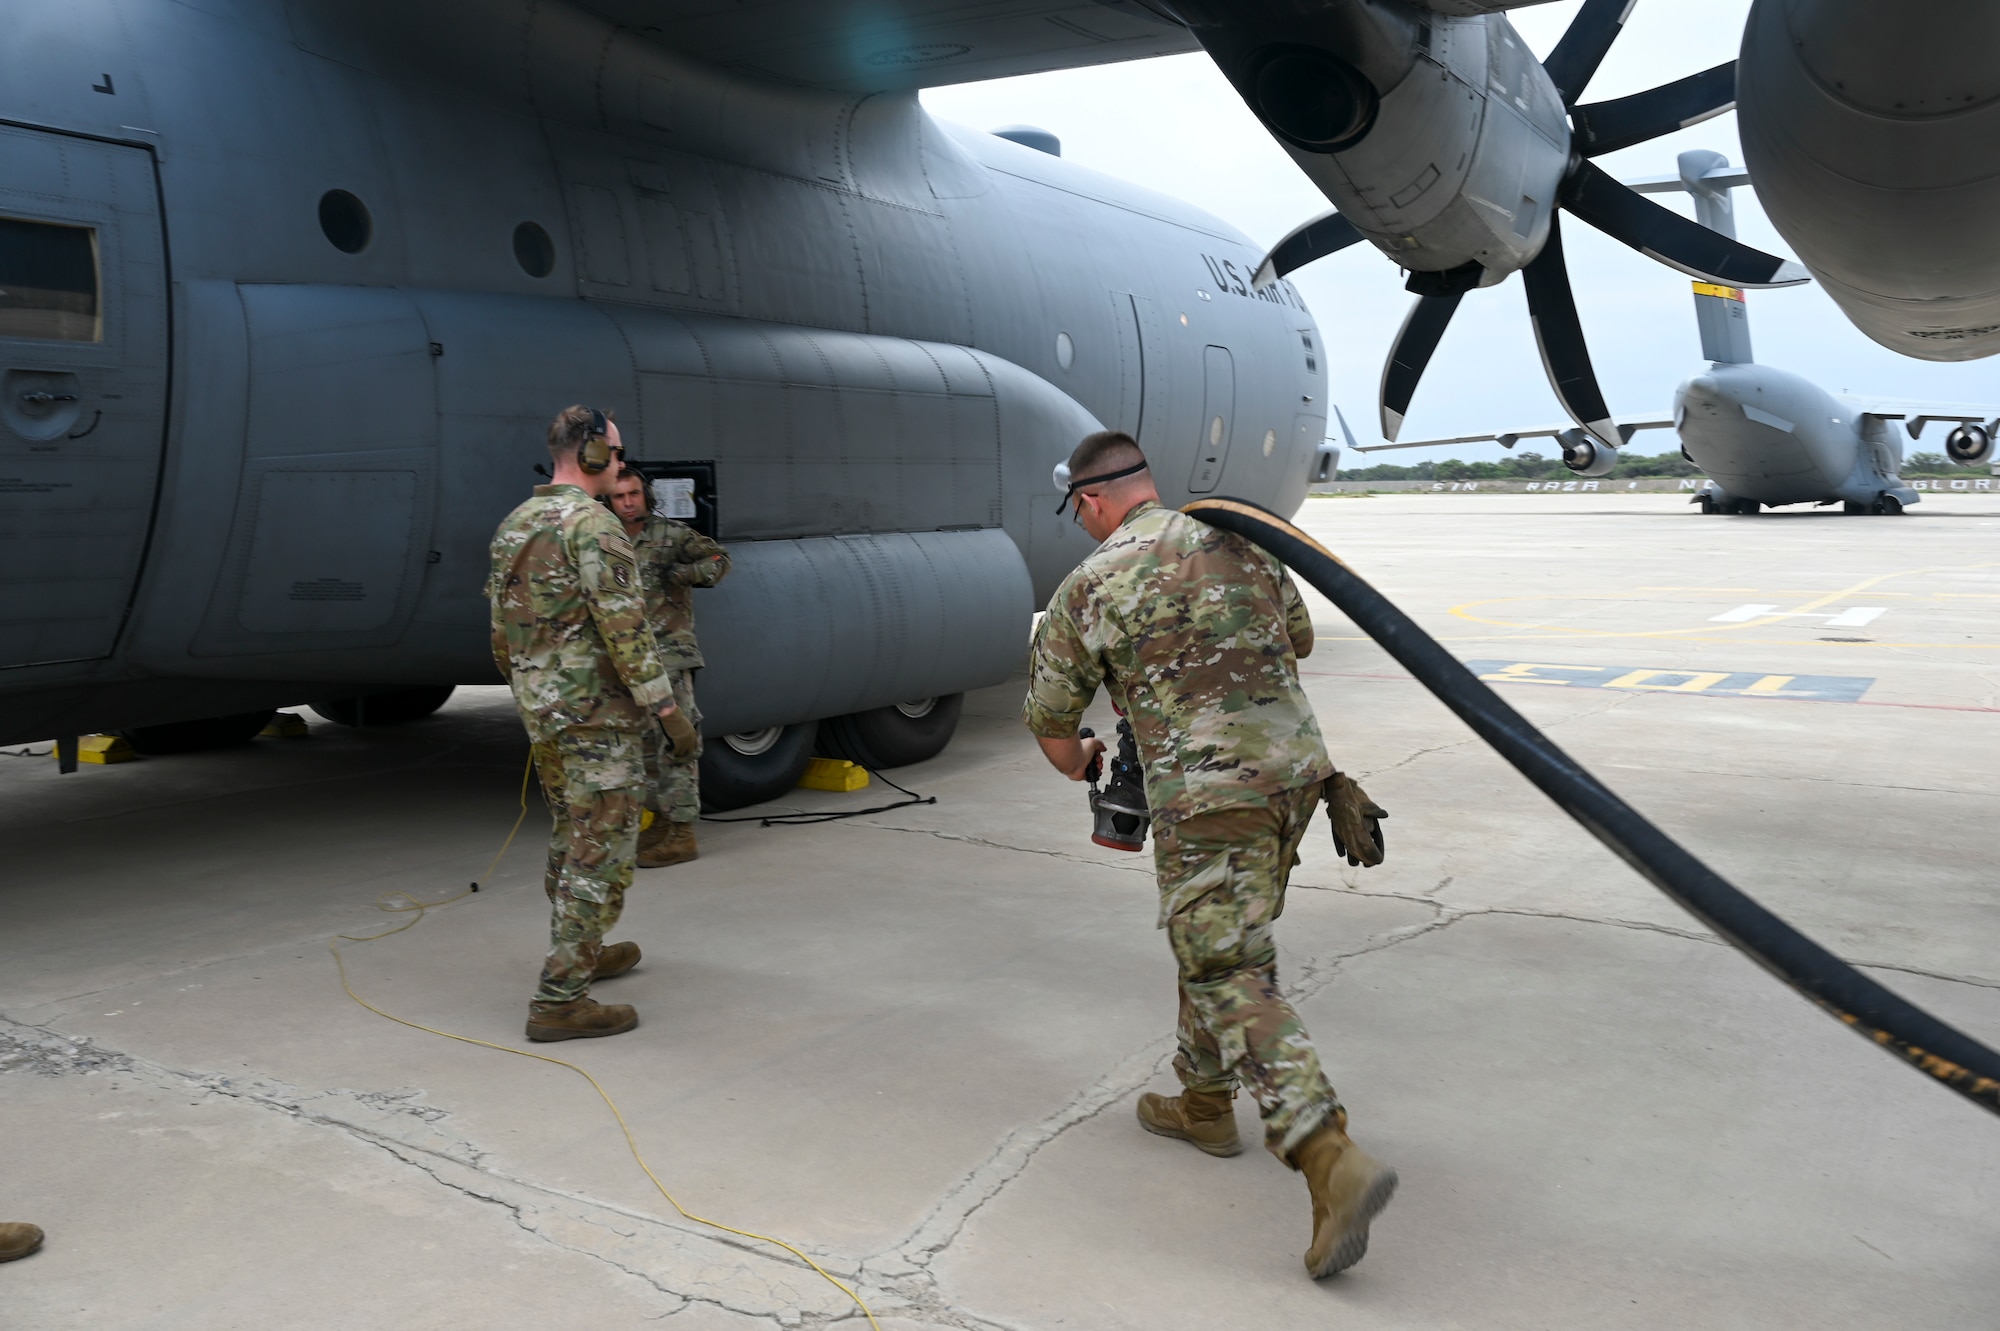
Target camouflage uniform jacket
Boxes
[632,514,730,669]
[487,484,675,737]
[1023,500,1332,826]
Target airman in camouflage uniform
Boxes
[489,407,690,1042]
[1024,431,1398,1279]
[606,467,730,867]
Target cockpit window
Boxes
[0,216,102,343]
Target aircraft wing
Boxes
[584,0,1200,92]
[1840,398,2000,439]
[1351,415,1677,453]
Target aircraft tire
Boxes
[1698,495,1719,515]
[700,720,819,812]
[1844,501,1869,514]
[816,694,965,770]
[1731,498,1760,515]
[121,709,276,755]
[1870,494,1904,516]
[310,685,458,727]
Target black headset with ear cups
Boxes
[577,407,614,474]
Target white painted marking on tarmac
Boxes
[1711,604,1780,622]
[1709,604,1887,627]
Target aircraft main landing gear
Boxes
[817,694,964,771]
[310,685,458,727]
[700,721,819,811]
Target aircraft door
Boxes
[1108,292,1143,437]
[0,127,166,669]
[1185,345,1236,494]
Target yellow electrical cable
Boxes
[329,756,880,1329]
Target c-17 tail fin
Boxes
[1628,150,1763,365]
[1692,280,1754,365]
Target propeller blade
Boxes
[1541,0,1639,106]
[1252,210,1365,290]
[1572,62,1736,157]
[1379,293,1463,442]
[1521,214,1618,450]
[1561,158,1811,287]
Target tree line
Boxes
[1336,449,1989,482]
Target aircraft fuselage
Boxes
[0,0,1325,743]
[1674,362,1907,508]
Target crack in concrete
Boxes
[17,718,1997,1328]
[877,903,1452,1283]
[0,1014,886,1328]
[888,1033,1176,1268]
[1357,735,1479,779]
[852,819,1157,878]
[1288,888,2000,991]
[1600,762,2000,801]
[1851,957,2000,992]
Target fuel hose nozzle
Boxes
[1079,718,1149,851]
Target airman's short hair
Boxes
[547,404,617,463]
[1067,430,1147,485]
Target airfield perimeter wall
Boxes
[1313,475,2000,496]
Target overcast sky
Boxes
[923,0,1999,463]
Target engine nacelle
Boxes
[1945,423,1996,466]
[1560,430,1619,478]
[1186,5,1569,286]
[1738,0,2000,360]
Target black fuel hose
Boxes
[1186,497,2000,1118]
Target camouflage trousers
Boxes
[528,726,646,1008]
[1152,780,1343,1161]
[642,669,703,824]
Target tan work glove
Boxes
[658,706,699,761]
[1325,772,1387,868]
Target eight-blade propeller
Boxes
[1253,0,1806,450]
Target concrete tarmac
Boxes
[4,493,1998,1329]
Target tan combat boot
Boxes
[1293,1121,1398,1278]
[0,1223,43,1263]
[637,819,698,868]
[1136,1087,1242,1157]
[593,941,641,981]
[525,997,638,1042]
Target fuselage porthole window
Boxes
[318,190,372,254]
[1055,330,1074,371]
[514,221,555,278]
[0,216,102,342]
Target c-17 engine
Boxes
[1945,423,1996,467]
[1558,429,1620,478]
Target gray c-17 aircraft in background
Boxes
[1350,150,2000,516]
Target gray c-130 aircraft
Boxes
[0,0,1329,803]
[7,0,1988,802]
